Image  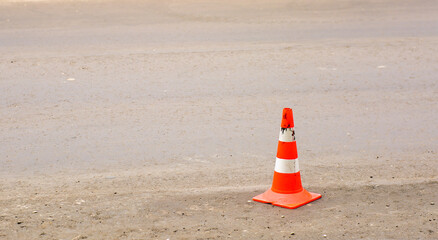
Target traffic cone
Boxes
[253,108,321,209]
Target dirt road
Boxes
[1,0,437,239]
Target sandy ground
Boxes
[1,0,438,239]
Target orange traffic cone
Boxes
[253,108,321,209]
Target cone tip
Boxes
[281,108,294,128]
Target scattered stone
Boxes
[431,202,435,205]
[281,215,285,218]
[247,200,251,203]
[72,235,87,240]
[17,221,23,224]
[370,176,373,178]
[67,78,75,81]
[290,232,295,235]
[33,211,38,214]
[323,234,327,238]
[386,204,390,207]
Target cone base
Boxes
[253,188,321,209]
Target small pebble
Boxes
[247,200,251,203]
[290,232,295,235]
[323,234,327,238]
[431,202,435,205]
[33,211,38,214]
[281,215,285,218]
[67,78,75,81]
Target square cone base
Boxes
[253,188,321,209]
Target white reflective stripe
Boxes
[274,158,299,173]
[279,128,295,142]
